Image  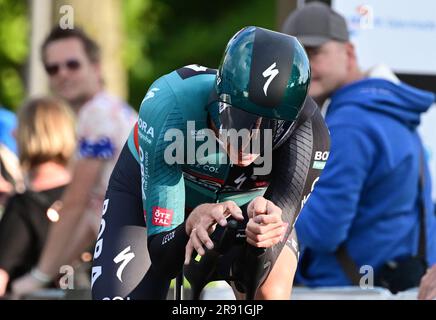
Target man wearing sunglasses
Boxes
[91,26,330,300]
[42,28,101,112]
[11,27,137,297]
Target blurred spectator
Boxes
[282,2,436,293]
[11,26,137,297]
[0,145,23,213]
[0,106,23,213]
[0,97,76,297]
[0,106,17,155]
[419,264,436,300]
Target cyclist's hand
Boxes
[245,196,286,248]
[184,201,243,264]
[418,264,436,300]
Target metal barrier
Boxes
[201,283,420,300]
[8,284,419,300]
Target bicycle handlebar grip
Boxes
[184,218,239,299]
[214,218,238,254]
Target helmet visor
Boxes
[216,101,274,155]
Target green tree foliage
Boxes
[0,0,28,111]
[122,0,274,110]
[0,0,274,111]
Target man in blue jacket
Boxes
[282,2,436,291]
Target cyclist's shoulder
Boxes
[146,64,216,99]
[171,64,216,82]
[138,65,216,125]
[166,64,216,106]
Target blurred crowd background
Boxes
[0,0,288,113]
[0,0,436,300]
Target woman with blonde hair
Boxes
[0,97,76,297]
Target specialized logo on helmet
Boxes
[262,62,279,96]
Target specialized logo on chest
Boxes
[222,164,270,192]
[184,160,270,193]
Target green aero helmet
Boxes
[212,26,310,132]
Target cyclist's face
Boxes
[210,116,261,167]
[226,144,260,167]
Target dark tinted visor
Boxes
[217,101,274,155]
[218,101,274,132]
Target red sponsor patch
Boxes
[152,206,174,227]
[254,181,269,187]
[133,122,139,152]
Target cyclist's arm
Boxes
[134,78,189,280]
[264,100,331,244]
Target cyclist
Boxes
[91,26,330,300]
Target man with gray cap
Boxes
[282,1,360,107]
[282,1,436,295]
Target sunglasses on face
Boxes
[44,59,81,76]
